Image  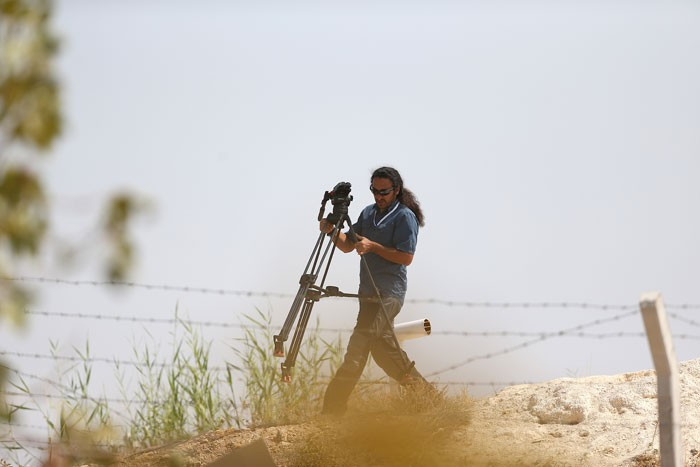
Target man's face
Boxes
[370,177,398,211]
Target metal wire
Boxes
[426,310,641,377]
[2,276,291,299]
[0,366,130,421]
[669,312,700,329]
[8,276,698,310]
[29,309,697,340]
[0,350,236,373]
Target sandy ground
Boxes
[453,359,700,466]
[94,359,700,467]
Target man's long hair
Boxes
[371,166,425,227]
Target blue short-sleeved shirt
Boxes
[351,199,419,301]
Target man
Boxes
[320,166,429,415]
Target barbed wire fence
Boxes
[6,275,700,310]
[1,276,699,464]
[3,312,699,375]
[2,276,699,389]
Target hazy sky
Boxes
[2,1,700,445]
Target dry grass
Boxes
[289,384,563,467]
[291,384,472,467]
[1,308,344,465]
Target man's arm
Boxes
[320,220,355,253]
[331,231,357,253]
[320,219,414,265]
[354,237,413,266]
[356,209,418,266]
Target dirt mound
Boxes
[109,359,700,467]
[455,359,700,466]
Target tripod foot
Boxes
[281,364,292,383]
[273,336,285,357]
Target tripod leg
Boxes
[275,212,344,377]
[273,283,308,357]
[281,298,316,382]
[274,231,328,357]
[319,231,339,288]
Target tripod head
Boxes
[318,181,353,226]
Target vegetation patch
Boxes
[291,385,472,467]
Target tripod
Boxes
[273,182,415,383]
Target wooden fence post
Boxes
[640,291,683,467]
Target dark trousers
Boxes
[322,297,427,415]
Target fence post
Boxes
[639,291,683,467]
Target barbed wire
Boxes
[6,332,698,378]
[0,350,237,373]
[0,366,130,422]
[0,390,153,406]
[407,298,638,310]
[25,308,698,339]
[436,331,700,340]
[666,304,700,310]
[0,375,623,408]
[4,276,291,298]
[1,362,681,409]
[0,439,50,450]
[7,306,696,390]
[7,307,697,381]
[426,310,641,377]
[3,331,700,376]
[2,310,656,416]
[25,309,250,330]
[7,276,699,310]
[0,421,49,431]
[669,312,700,329]
[25,309,670,339]
[2,369,673,409]
[23,309,354,334]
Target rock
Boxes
[528,384,591,424]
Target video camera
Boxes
[318,181,353,225]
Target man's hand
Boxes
[354,236,373,255]
[354,238,414,266]
[319,219,334,234]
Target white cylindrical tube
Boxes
[394,318,431,342]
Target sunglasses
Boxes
[369,185,395,196]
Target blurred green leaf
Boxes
[103,193,146,281]
[0,167,47,255]
[1,0,62,150]
[0,0,23,18]
[0,279,30,326]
